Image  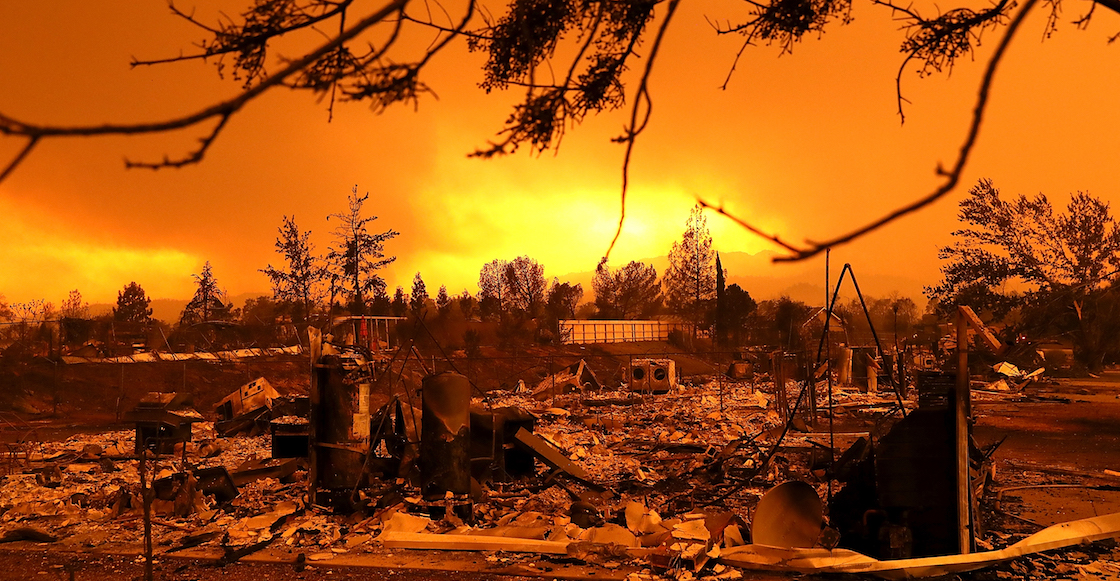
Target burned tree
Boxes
[326,186,398,315]
[180,262,231,325]
[261,215,326,325]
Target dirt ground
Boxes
[0,550,539,581]
[973,372,1120,527]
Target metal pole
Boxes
[140,445,154,581]
[826,248,834,502]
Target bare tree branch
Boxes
[124,113,232,170]
[605,0,681,261]
[0,136,38,183]
[871,0,1014,122]
[696,197,803,254]
[0,0,416,183]
[764,0,1041,262]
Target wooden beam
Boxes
[958,306,1002,354]
[378,531,571,554]
[956,309,973,554]
[513,428,591,481]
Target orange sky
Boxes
[1,1,1119,308]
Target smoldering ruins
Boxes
[2,310,1120,581]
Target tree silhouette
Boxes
[181,262,229,325]
[926,178,1120,371]
[326,186,399,315]
[0,0,1087,258]
[60,289,89,320]
[261,215,326,324]
[478,259,509,321]
[410,272,429,314]
[391,286,407,317]
[458,290,477,320]
[503,256,547,318]
[436,285,453,318]
[114,282,153,324]
[723,284,758,347]
[545,280,584,337]
[593,261,661,319]
[663,206,717,331]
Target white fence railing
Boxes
[558,320,695,344]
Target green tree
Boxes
[926,178,1120,371]
[410,272,429,314]
[261,215,325,324]
[327,186,399,315]
[593,261,661,319]
[114,282,153,324]
[663,206,717,331]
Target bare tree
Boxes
[0,0,1108,258]
[60,289,89,320]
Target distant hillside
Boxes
[553,250,931,307]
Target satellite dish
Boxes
[752,480,823,548]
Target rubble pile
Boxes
[1,350,1118,581]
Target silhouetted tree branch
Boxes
[1,0,1113,263]
[702,0,1042,263]
[0,0,432,171]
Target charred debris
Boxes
[2,308,1120,580]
